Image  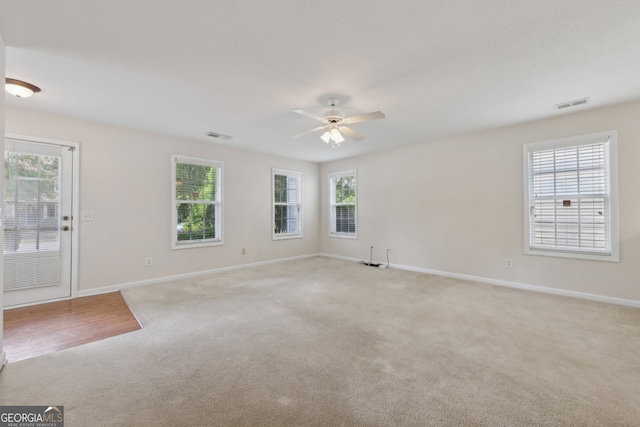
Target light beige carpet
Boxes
[0,256,638,426]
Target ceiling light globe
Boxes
[332,130,345,144]
[320,131,331,143]
[5,79,41,98]
[6,84,34,98]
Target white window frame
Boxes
[171,154,224,249]
[272,168,303,240]
[329,169,357,239]
[523,130,619,262]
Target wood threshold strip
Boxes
[3,292,142,363]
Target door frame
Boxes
[4,133,80,307]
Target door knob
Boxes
[61,226,70,231]
[63,215,70,221]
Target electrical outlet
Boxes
[505,258,513,268]
[258,245,263,253]
[145,257,153,267]
[241,248,246,255]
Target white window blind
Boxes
[172,155,223,249]
[273,169,302,239]
[329,170,357,238]
[523,131,618,261]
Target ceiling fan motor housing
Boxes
[324,113,345,125]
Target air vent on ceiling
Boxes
[554,97,589,111]
[206,132,233,140]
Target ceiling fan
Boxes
[292,98,385,147]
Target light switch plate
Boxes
[81,211,94,221]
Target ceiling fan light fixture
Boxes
[320,131,331,143]
[5,78,41,98]
[331,129,344,144]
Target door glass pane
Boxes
[4,151,61,253]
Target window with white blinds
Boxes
[172,155,223,249]
[523,131,618,261]
[329,170,357,238]
[273,169,302,239]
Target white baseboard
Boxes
[77,253,321,298]
[320,253,640,308]
[320,253,366,264]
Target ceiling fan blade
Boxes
[293,125,327,138]
[343,111,385,124]
[339,126,365,141]
[292,109,325,123]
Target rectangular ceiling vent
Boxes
[206,132,233,140]
[554,97,589,111]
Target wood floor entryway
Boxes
[3,292,142,363]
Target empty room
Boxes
[0,1,639,426]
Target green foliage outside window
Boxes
[273,174,288,204]
[335,176,355,203]
[4,152,60,252]
[175,162,218,242]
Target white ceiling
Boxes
[2,1,640,163]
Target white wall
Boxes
[4,99,640,303]
[321,100,640,302]
[5,106,320,293]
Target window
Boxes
[272,169,302,239]
[329,170,357,238]
[172,155,223,249]
[523,130,618,261]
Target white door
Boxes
[3,138,75,307]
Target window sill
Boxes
[272,234,303,241]
[525,247,619,262]
[329,233,357,240]
[172,240,224,250]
